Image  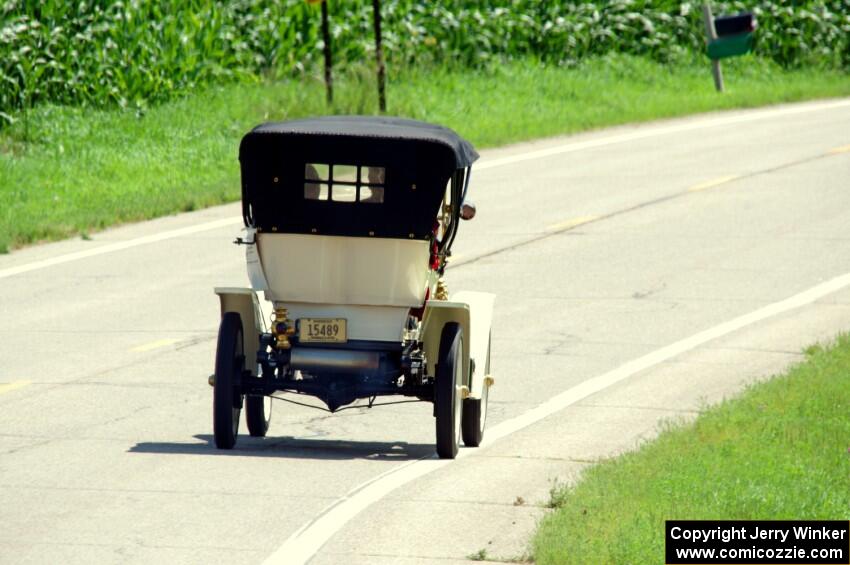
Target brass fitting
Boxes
[271,307,296,349]
[435,278,449,301]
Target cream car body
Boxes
[211,116,494,459]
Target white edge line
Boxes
[275,455,448,565]
[0,217,242,280]
[474,99,850,172]
[263,270,850,565]
[2,98,848,282]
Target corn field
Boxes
[1,0,848,123]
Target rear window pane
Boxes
[360,186,384,204]
[333,165,358,184]
[305,182,329,201]
[306,163,329,181]
[362,166,385,185]
[331,185,357,202]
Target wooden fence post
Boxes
[702,3,725,93]
[372,0,387,113]
[320,0,333,104]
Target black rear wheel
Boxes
[435,322,463,459]
[213,312,244,449]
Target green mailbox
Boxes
[708,32,754,60]
[707,12,757,60]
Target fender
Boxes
[214,287,267,376]
[421,291,495,398]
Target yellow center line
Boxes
[827,144,850,155]
[0,381,30,395]
[545,215,599,233]
[687,175,741,193]
[130,338,180,353]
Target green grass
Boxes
[2,54,850,252]
[4,1,848,117]
[533,334,850,564]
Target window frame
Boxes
[303,163,386,204]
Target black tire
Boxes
[246,394,271,437]
[462,333,491,447]
[435,322,463,459]
[213,312,244,449]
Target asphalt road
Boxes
[1,99,849,564]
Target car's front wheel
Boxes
[462,332,490,447]
[246,394,271,437]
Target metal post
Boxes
[320,0,333,105]
[702,3,725,93]
[371,0,387,113]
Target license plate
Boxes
[299,318,347,343]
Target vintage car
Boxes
[211,116,495,459]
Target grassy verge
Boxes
[2,54,850,252]
[533,336,850,564]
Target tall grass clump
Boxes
[1,1,849,124]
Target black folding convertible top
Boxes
[246,116,478,168]
[239,116,478,240]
